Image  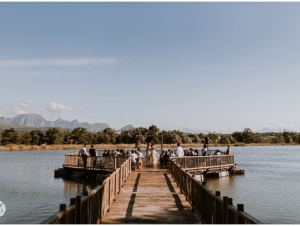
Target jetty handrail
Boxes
[168,159,263,224]
[42,157,131,224]
[64,152,129,170]
[171,154,235,169]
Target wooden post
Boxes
[161,135,163,152]
[223,196,228,224]
[191,176,195,212]
[59,204,66,211]
[114,157,117,170]
[201,182,206,223]
[118,168,123,194]
[108,174,111,212]
[228,198,234,224]
[179,170,183,193]
[237,204,245,224]
[70,198,76,205]
[214,191,221,223]
[75,196,81,224]
[59,204,67,224]
[228,198,232,205]
[114,173,117,201]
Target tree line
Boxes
[0,125,299,146]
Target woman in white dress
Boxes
[150,145,160,165]
[146,143,151,164]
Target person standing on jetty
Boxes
[201,144,207,156]
[130,150,138,170]
[150,144,160,164]
[146,143,151,164]
[176,143,184,157]
[78,144,89,169]
[89,145,98,169]
[226,145,231,155]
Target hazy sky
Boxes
[1,2,300,133]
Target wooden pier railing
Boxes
[168,158,262,224]
[172,155,235,170]
[45,154,261,224]
[42,157,131,224]
[64,152,129,170]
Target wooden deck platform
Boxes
[101,164,201,224]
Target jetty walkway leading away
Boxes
[44,154,262,224]
[101,165,201,224]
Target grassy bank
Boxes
[0,142,294,152]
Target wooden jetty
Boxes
[101,165,201,224]
[45,153,262,224]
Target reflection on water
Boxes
[204,146,300,224]
[0,150,101,224]
[63,177,101,197]
[1,147,300,224]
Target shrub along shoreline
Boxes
[0,142,294,152]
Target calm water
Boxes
[205,146,300,224]
[0,150,100,224]
[0,146,299,224]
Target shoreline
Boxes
[0,143,297,152]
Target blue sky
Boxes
[1,2,300,133]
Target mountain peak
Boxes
[4,113,110,132]
[117,124,134,132]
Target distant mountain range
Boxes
[117,124,134,133]
[0,114,126,132]
[256,127,294,133]
[0,114,296,134]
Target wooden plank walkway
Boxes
[101,165,201,224]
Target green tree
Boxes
[146,125,160,144]
[242,128,254,144]
[19,132,32,145]
[271,133,284,144]
[71,127,89,144]
[181,134,192,144]
[189,134,201,143]
[117,129,134,143]
[88,132,99,144]
[232,131,243,143]
[1,128,19,145]
[160,130,182,144]
[219,135,230,144]
[103,128,117,144]
[46,128,64,144]
[208,132,219,143]
[30,130,45,145]
[62,131,72,144]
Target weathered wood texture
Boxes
[169,160,263,224]
[42,158,132,224]
[101,169,201,224]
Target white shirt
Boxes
[176,146,184,157]
[79,146,88,155]
[201,148,207,156]
[130,153,138,163]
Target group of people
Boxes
[78,144,98,169]
[129,149,143,170]
[145,143,160,165]
[176,143,208,157]
[78,143,232,169]
[176,143,231,156]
